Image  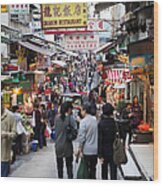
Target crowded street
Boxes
[1,2,155,181]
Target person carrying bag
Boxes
[76,157,89,179]
[113,121,128,166]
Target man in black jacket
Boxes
[98,103,117,180]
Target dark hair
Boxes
[82,102,91,114]
[41,104,45,110]
[60,102,69,121]
[126,103,132,107]
[34,103,39,109]
[12,105,19,113]
[102,103,114,116]
[67,101,73,109]
[133,95,139,105]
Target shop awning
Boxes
[18,41,56,57]
[1,75,12,81]
[51,60,67,68]
[56,46,78,57]
[93,42,116,54]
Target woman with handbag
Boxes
[98,103,117,180]
[55,102,77,179]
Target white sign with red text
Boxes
[87,20,105,31]
[107,69,132,83]
[64,34,99,51]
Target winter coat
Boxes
[55,115,77,158]
[78,114,98,155]
[98,115,116,158]
[1,109,17,162]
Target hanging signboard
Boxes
[87,19,105,31]
[106,69,132,83]
[41,3,87,29]
[1,5,8,12]
[64,34,99,51]
[9,4,29,14]
[129,54,154,70]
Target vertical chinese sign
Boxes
[41,3,88,29]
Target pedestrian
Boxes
[55,102,77,179]
[129,95,142,143]
[98,103,117,180]
[12,105,26,155]
[120,103,134,146]
[1,96,17,177]
[34,103,44,149]
[88,90,97,116]
[40,104,48,146]
[48,101,58,130]
[77,102,98,179]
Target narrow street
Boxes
[9,140,124,180]
[1,1,155,181]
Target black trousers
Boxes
[56,156,73,179]
[102,157,117,180]
[15,134,23,154]
[84,155,97,179]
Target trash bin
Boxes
[31,140,38,152]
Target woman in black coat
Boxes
[98,103,117,180]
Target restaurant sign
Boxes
[41,3,87,29]
[64,34,99,51]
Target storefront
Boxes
[128,39,154,127]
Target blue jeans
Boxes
[1,162,10,177]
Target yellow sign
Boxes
[16,48,25,65]
[117,55,129,64]
[41,3,88,29]
[1,5,8,12]
[131,56,145,66]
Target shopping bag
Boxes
[113,134,128,165]
[77,157,89,179]
[51,129,56,140]
[44,127,50,138]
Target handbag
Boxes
[44,127,50,138]
[113,122,128,165]
[77,157,89,179]
[66,116,78,141]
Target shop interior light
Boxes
[13,87,23,95]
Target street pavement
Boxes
[129,143,154,180]
[9,140,123,180]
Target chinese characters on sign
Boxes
[41,3,87,29]
[9,4,29,14]
[87,20,105,31]
[107,69,132,83]
[64,34,99,51]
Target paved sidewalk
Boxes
[129,143,154,180]
[9,140,123,180]
[10,141,57,178]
